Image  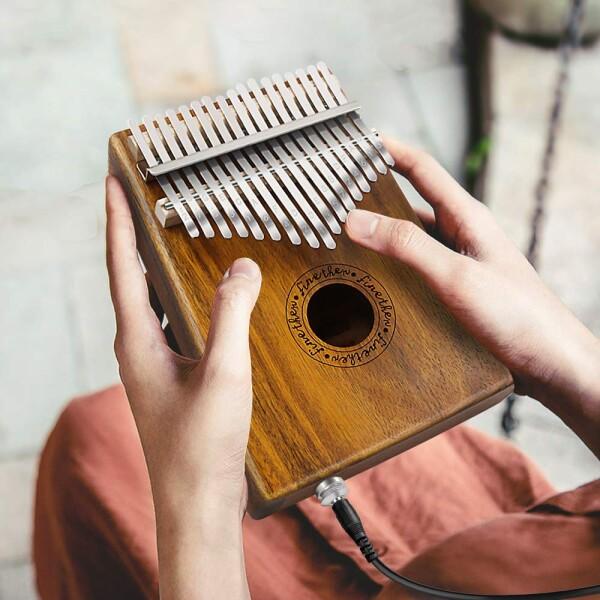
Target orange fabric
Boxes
[34,385,599,599]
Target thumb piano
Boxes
[108,63,513,518]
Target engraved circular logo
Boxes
[285,264,395,368]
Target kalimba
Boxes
[108,63,513,518]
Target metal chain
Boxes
[501,0,586,436]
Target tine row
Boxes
[128,63,394,248]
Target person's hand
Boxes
[345,139,600,456]
[106,175,259,599]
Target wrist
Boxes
[532,324,600,408]
[155,495,248,600]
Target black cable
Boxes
[330,498,600,600]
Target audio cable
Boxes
[315,477,600,600]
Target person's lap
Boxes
[33,385,565,599]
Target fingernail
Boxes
[347,209,379,239]
[227,257,260,281]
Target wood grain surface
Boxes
[109,130,513,518]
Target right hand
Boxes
[345,139,600,454]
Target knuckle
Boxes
[113,334,125,362]
[408,148,437,176]
[214,280,252,311]
[387,220,421,252]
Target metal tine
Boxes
[194,97,264,240]
[183,103,249,238]
[269,74,353,218]
[158,175,200,238]
[315,62,394,168]
[224,90,307,247]
[306,65,387,175]
[205,97,281,242]
[128,120,158,167]
[262,77,345,226]
[177,106,233,238]
[215,96,301,244]
[298,67,377,183]
[166,109,232,238]
[165,109,195,155]
[302,126,361,206]
[233,82,325,248]
[157,113,215,238]
[248,79,341,248]
[309,64,387,174]
[315,62,346,104]
[237,81,334,249]
[304,66,380,181]
[287,72,371,194]
[143,116,172,163]
[330,116,379,181]
[143,116,199,237]
[348,114,395,167]
[248,79,342,239]
[274,73,356,211]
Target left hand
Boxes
[106,175,261,600]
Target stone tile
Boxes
[565,43,600,148]
[110,0,218,106]
[490,35,557,125]
[0,561,36,600]
[67,259,119,393]
[0,0,134,195]
[486,35,600,336]
[538,137,600,335]
[0,185,110,457]
[364,0,462,71]
[485,118,545,248]
[0,187,105,272]
[207,0,379,85]
[0,0,108,53]
[491,36,600,146]
[0,264,79,457]
[408,64,469,178]
[60,182,118,393]
[0,456,36,563]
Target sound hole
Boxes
[306,283,375,348]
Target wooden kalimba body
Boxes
[108,63,513,518]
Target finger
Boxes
[201,258,262,379]
[382,137,477,215]
[346,209,469,292]
[105,176,166,352]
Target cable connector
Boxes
[315,476,378,562]
[332,499,378,562]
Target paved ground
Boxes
[1,1,598,597]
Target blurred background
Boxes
[1,0,599,597]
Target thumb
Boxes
[346,209,468,292]
[201,258,262,378]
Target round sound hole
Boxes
[306,283,375,348]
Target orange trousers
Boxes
[34,386,600,599]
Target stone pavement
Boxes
[0,1,598,597]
